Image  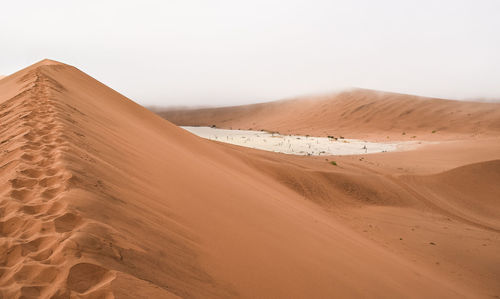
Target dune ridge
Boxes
[403,160,500,230]
[0,61,190,298]
[0,63,85,298]
[0,60,499,298]
[157,89,500,139]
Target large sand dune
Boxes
[157,89,500,140]
[1,60,499,298]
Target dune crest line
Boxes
[1,60,232,298]
[0,65,115,298]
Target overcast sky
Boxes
[1,0,499,106]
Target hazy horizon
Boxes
[1,0,499,106]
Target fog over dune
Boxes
[1,0,500,297]
[1,0,500,106]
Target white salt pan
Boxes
[182,126,421,156]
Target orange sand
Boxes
[157,89,500,141]
[1,60,499,298]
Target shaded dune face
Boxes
[157,90,500,139]
[0,60,499,298]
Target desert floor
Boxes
[182,126,425,156]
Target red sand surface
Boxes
[1,60,499,298]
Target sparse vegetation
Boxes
[211,124,216,128]
[432,130,437,133]
[402,132,406,135]
[330,161,337,166]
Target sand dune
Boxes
[215,141,500,297]
[1,60,499,298]
[403,160,500,229]
[157,89,500,140]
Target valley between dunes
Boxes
[0,60,499,298]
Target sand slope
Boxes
[216,142,500,297]
[157,89,500,140]
[1,60,499,298]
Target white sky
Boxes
[1,0,499,106]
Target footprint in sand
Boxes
[67,263,114,294]
[0,70,90,298]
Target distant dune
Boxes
[1,60,499,298]
[157,89,500,139]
